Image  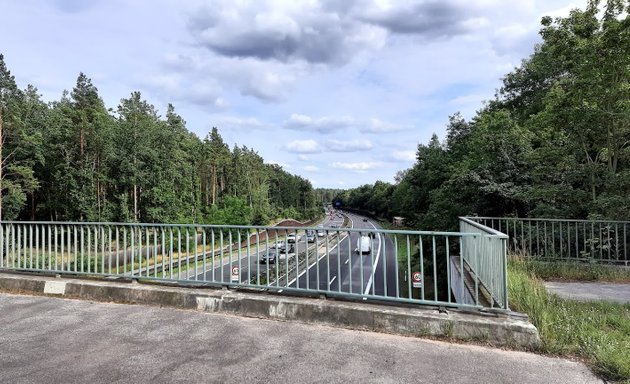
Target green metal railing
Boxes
[468,217,630,266]
[0,219,508,309]
[459,217,508,309]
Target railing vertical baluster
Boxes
[446,237,451,303]
[34,225,39,270]
[115,226,119,274]
[520,220,524,255]
[330,231,336,293]
[598,222,604,261]
[29,224,33,269]
[459,236,464,305]
[369,232,376,296]
[219,230,224,284]
[625,223,628,265]
[393,234,399,298]
[130,227,134,276]
[123,227,127,276]
[319,230,324,291]
[137,226,142,277]
[406,235,411,299]
[169,227,174,280]
[528,221,532,256]
[474,234,479,306]
[145,227,149,278]
[186,227,191,280]
[432,236,437,302]
[161,227,166,279]
[177,227,182,280]
[560,221,564,259]
[382,233,387,297]
[0,223,4,268]
[211,229,215,283]
[567,222,571,259]
[202,228,207,282]
[153,226,157,278]
[101,226,106,274]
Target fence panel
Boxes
[0,220,507,309]
[468,217,629,266]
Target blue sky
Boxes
[0,0,585,188]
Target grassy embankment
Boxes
[509,258,630,382]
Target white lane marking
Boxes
[287,213,354,287]
[363,219,382,296]
[344,258,349,265]
[329,276,337,286]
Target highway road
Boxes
[180,211,399,300]
[288,212,398,298]
[184,214,344,285]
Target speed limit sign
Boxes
[412,271,423,288]
[231,266,240,282]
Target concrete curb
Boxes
[0,272,540,349]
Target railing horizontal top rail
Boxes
[0,221,489,237]
[459,217,508,238]
[468,216,630,225]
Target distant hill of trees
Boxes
[337,2,630,230]
[0,58,318,224]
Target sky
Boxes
[0,0,586,189]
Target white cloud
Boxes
[326,139,373,152]
[284,113,355,133]
[286,139,322,153]
[360,118,406,133]
[303,165,319,172]
[209,115,268,130]
[390,150,416,162]
[330,161,384,173]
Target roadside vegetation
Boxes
[515,259,630,283]
[508,258,630,382]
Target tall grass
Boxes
[509,258,630,382]
[515,260,630,283]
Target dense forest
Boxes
[337,1,630,230]
[0,57,318,224]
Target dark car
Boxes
[260,251,277,264]
[363,218,368,222]
[307,234,316,243]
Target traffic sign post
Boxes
[411,271,423,289]
[231,266,239,282]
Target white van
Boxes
[356,235,371,254]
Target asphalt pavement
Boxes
[544,281,630,304]
[0,292,601,384]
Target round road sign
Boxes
[412,272,422,282]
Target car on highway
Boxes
[260,251,277,264]
[286,233,301,243]
[306,234,316,243]
[269,241,285,250]
[278,244,295,254]
[363,218,368,222]
[317,227,326,237]
[356,235,371,255]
